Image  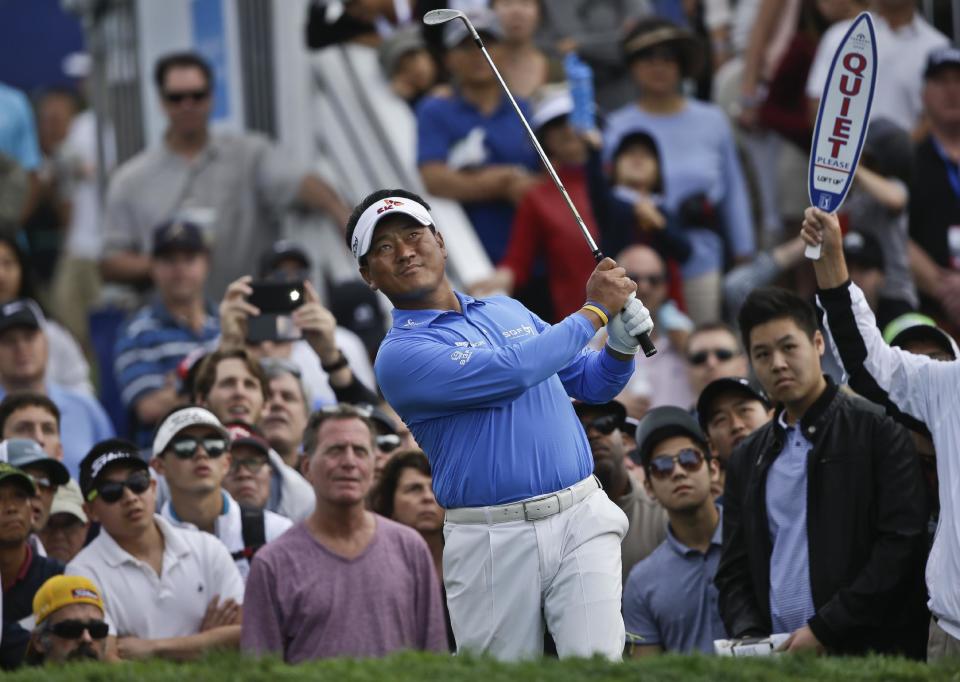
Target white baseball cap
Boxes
[152,407,230,457]
[350,196,433,262]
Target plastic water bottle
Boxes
[564,53,596,131]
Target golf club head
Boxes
[423,8,465,25]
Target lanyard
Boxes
[931,137,960,200]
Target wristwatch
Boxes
[321,350,349,373]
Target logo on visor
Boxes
[377,199,406,215]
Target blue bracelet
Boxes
[584,300,611,319]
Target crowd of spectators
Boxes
[0,0,957,668]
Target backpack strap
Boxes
[231,506,267,562]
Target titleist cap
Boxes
[351,197,433,261]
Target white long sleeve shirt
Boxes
[818,281,960,638]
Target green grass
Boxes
[5,652,960,681]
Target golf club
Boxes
[423,9,657,357]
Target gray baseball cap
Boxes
[0,438,70,486]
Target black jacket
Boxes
[715,378,929,658]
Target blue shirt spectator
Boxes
[624,514,725,654]
[0,82,40,171]
[603,100,755,278]
[376,292,633,508]
[417,94,539,263]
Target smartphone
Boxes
[246,281,305,343]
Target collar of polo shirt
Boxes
[351,197,433,261]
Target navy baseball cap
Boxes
[0,299,44,335]
[843,231,884,272]
[151,220,208,257]
[573,400,627,426]
[924,46,960,79]
[79,439,149,501]
[634,406,708,468]
[259,240,312,278]
[696,377,771,432]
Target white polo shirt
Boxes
[160,491,293,580]
[65,514,244,638]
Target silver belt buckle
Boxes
[523,494,560,521]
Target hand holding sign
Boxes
[806,12,878,260]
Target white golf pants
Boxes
[442,487,629,661]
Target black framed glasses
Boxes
[648,448,706,480]
[229,456,268,475]
[162,89,210,104]
[688,348,738,366]
[49,619,109,640]
[582,414,622,435]
[376,434,402,453]
[168,436,227,459]
[90,470,151,504]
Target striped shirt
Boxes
[114,299,220,410]
[766,411,816,634]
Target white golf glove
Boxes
[606,293,654,355]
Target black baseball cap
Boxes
[696,377,771,432]
[634,406,708,468]
[151,220,207,257]
[259,240,312,279]
[612,130,660,163]
[573,400,627,426]
[843,231,884,272]
[79,439,149,502]
[0,299,44,335]
[924,46,960,79]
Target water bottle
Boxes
[564,53,596,132]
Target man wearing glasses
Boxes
[684,322,748,401]
[26,575,108,664]
[100,51,352,300]
[574,400,666,582]
[715,287,929,658]
[623,406,724,656]
[153,407,292,579]
[66,438,244,661]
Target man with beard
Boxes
[574,400,667,582]
[25,576,107,664]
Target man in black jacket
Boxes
[715,287,929,658]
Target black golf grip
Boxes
[592,249,657,357]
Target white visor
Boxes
[351,197,433,261]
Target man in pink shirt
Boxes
[241,404,448,661]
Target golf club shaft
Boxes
[472,36,657,357]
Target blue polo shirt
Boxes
[416,93,539,263]
[623,509,726,654]
[375,293,634,509]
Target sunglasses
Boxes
[688,348,738,366]
[49,619,109,640]
[163,89,209,104]
[229,456,268,474]
[27,474,53,491]
[582,414,622,435]
[376,434,402,454]
[647,448,705,480]
[167,436,227,459]
[626,273,665,287]
[90,470,151,504]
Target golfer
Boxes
[348,188,653,661]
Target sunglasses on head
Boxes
[647,448,705,480]
[90,470,151,504]
[688,348,737,366]
[167,436,227,459]
[163,89,209,104]
[583,414,622,435]
[49,619,109,640]
[376,434,402,453]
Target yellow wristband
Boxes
[581,304,608,326]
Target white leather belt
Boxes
[444,476,600,524]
